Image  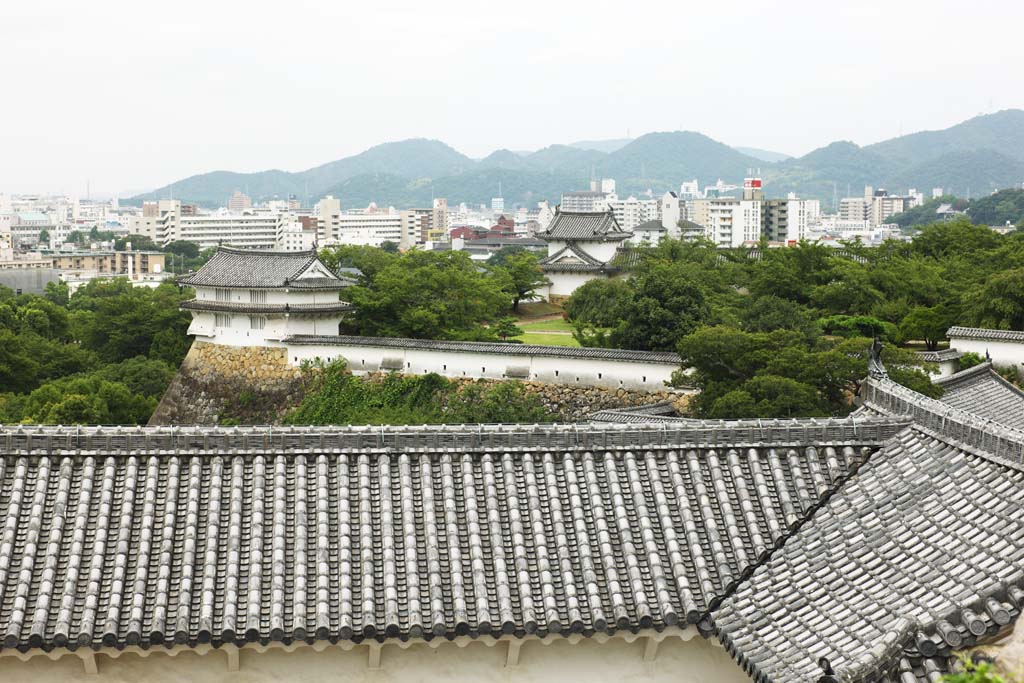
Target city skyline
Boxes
[4,0,1024,196]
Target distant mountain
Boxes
[125,110,1024,208]
[568,138,633,153]
[602,132,761,191]
[733,146,791,163]
[866,110,1024,166]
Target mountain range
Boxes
[125,110,1024,209]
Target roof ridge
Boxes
[860,377,1024,472]
[0,417,911,456]
[933,360,995,386]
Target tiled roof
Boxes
[713,422,1024,683]
[0,420,899,653]
[947,326,1024,343]
[536,211,632,242]
[538,243,611,272]
[934,362,1024,430]
[177,247,348,289]
[283,334,682,364]
[633,220,665,232]
[916,348,962,363]
[181,299,355,315]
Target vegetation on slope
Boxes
[284,362,554,425]
[0,279,192,424]
[564,219,1024,418]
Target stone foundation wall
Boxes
[151,342,687,426]
[149,342,308,426]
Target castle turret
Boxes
[177,246,353,345]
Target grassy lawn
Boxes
[518,318,574,333]
[515,332,580,347]
[516,301,563,317]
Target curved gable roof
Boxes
[177,246,347,289]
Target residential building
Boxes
[316,196,343,243]
[491,196,504,214]
[227,190,252,212]
[536,210,633,301]
[276,220,318,252]
[659,191,681,235]
[399,209,431,249]
[762,196,821,243]
[431,198,449,238]
[176,210,286,250]
[678,179,700,199]
[559,190,611,213]
[321,213,404,248]
[606,195,659,232]
[629,219,669,245]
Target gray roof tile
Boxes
[933,363,1024,431]
[0,420,897,653]
[713,424,1024,683]
[947,326,1024,343]
[536,212,632,242]
[178,247,348,289]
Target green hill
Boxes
[866,109,1024,165]
[124,110,1024,208]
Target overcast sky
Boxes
[4,0,1023,196]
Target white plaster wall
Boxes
[287,343,678,392]
[547,272,604,298]
[195,286,339,306]
[0,635,748,683]
[188,312,342,346]
[950,337,1024,374]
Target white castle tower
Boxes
[178,246,353,346]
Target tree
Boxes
[379,241,400,254]
[164,241,201,259]
[44,280,69,306]
[319,245,397,282]
[492,317,523,341]
[491,251,548,311]
[900,305,955,350]
[564,278,634,348]
[38,229,50,245]
[969,268,1024,330]
[608,263,710,351]
[114,234,160,251]
[344,250,510,340]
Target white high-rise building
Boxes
[491,197,505,214]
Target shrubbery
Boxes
[284,362,554,425]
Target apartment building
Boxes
[131,200,288,249]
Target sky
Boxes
[4,0,1024,197]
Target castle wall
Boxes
[950,337,1024,376]
[286,340,679,393]
[150,341,688,425]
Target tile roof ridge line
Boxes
[933,361,995,386]
[862,378,1024,471]
[703,431,901,649]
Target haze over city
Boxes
[5,0,1024,196]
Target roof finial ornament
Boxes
[986,348,991,362]
[868,337,888,380]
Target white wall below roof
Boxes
[546,271,605,298]
[286,341,678,392]
[949,337,1024,375]
[0,632,747,683]
[188,312,343,345]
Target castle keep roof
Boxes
[177,246,350,290]
[536,211,632,243]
